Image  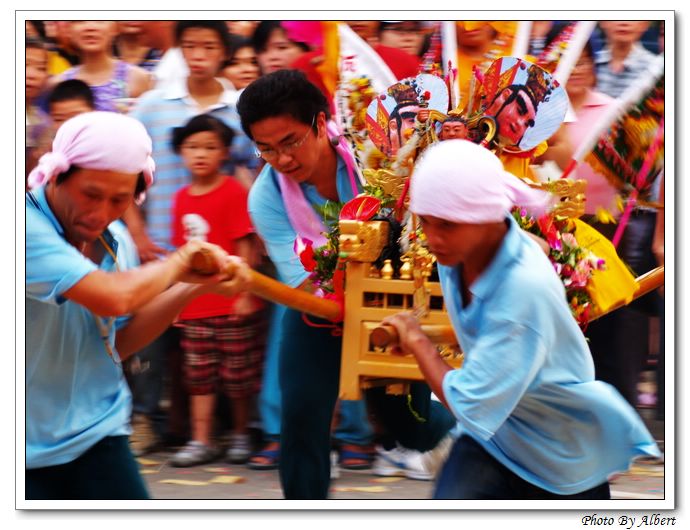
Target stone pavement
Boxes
[138,413,665,501]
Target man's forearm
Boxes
[63,252,187,317]
[408,336,453,410]
[115,282,203,360]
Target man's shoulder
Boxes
[130,88,183,115]
[628,43,658,67]
[26,192,56,236]
[248,166,280,203]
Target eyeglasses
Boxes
[254,116,316,162]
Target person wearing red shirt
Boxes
[170,114,266,467]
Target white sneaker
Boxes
[372,445,434,481]
[330,450,340,479]
[170,440,221,467]
[226,433,252,464]
[422,434,454,477]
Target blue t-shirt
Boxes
[26,188,138,468]
[248,155,358,288]
[439,215,660,494]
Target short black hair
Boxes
[236,69,330,140]
[221,34,254,69]
[379,21,423,33]
[26,36,48,53]
[27,21,47,40]
[443,115,467,124]
[229,35,254,60]
[251,21,310,53]
[47,79,95,109]
[175,21,232,56]
[55,165,147,197]
[171,114,235,153]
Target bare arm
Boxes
[128,64,154,98]
[121,203,167,262]
[231,235,263,315]
[115,257,250,359]
[382,312,453,409]
[62,240,232,317]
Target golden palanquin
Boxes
[337,219,462,400]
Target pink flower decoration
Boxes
[561,232,578,249]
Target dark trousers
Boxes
[277,309,454,499]
[367,382,455,452]
[585,212,661,406]
[278,308,342,499]
[434,435,611,500]
[125,327,182,440]
[26,436,150,500]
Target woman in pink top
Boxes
[541,41,620,217]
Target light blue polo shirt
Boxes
[26,187,137,469]
[438,215,660,494]
[248,155,359,288]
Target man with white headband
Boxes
[25,111,249,500]
[383,140,660,499]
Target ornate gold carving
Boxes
[338,220,390,263]
[363,168,407,200]
[526,178,587,218]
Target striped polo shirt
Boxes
[129,78,258,250]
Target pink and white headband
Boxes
[410,139,554,223]
[28,111,155,203]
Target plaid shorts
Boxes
[180,311,267,398]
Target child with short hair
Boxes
[170,114,266,467]
[47,79,95,127]
[26,37,51,183]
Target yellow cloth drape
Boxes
[500,143,639,316]
[499,141,548,182]
[569,218,639,314]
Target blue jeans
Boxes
[434,435,611,500]
[259,304,373,446]
[257,304,284,441]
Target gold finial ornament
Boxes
[381,260,395,280]
[399,259,412,280]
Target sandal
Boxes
[247,441,280,470]
[338,443,375,470]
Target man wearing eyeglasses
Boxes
[237,70,454,499]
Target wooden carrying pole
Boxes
[370,265,665,349]
[191,250,342,322]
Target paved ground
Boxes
[138,412,666,501]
